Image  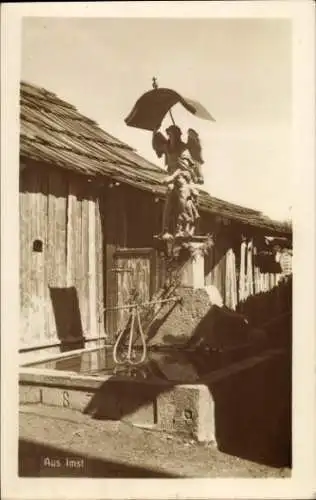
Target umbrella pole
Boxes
[168,110,176,126]
[152,76,176,127]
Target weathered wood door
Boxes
[111,248,156,335]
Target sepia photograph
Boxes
[1,2,315,499]
[18,14,293,478]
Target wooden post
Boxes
[225,248,237,310]
[88,196,97,338]
[246,239,254,297]
[239,238,247,302]
[66,183,75,287]
[253,245,261,295]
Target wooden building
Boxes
[19,81,292,360]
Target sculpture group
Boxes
[125,77,214,241]
[152,125,204,239]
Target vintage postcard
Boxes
[1,1,315,499]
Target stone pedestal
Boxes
[148,235,213,347]
[180,241,206,289]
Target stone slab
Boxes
[40,386,95,412]
[19,372,214,442]
[20,385,42,405]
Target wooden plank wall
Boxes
[204,231,230,301]
[47,169,68,344]
[124,186,161,247]
[104,186,127,339]
[95,196,104,336]
[19,163,105,351]
[204,228,284,310]
[239,240,280,299]
[20,167,49,348]
[81,196,90,336]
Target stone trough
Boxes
[19,344,283,445]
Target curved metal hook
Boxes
[126,306,147,366]
[112,306,147,367]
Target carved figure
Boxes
[153,125,201,237]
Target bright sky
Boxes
[21,17,292,220]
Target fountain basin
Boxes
[19,345,283,443]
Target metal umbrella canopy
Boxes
[125,78,215,132]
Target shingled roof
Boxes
[20,81,291,236]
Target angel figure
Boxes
[152,125,200,237]
[165,168,200,237]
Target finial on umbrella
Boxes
[152,77,176,125]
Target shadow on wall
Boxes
[237,275,292,329]
[185,305,255,350]
[83,376,168,425]
[49,286,85,353]
[19,439,178,478]
[210,345,292,468]
[204,227,233,278]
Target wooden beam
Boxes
[66,179,75,287]
[88,195,97,337]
